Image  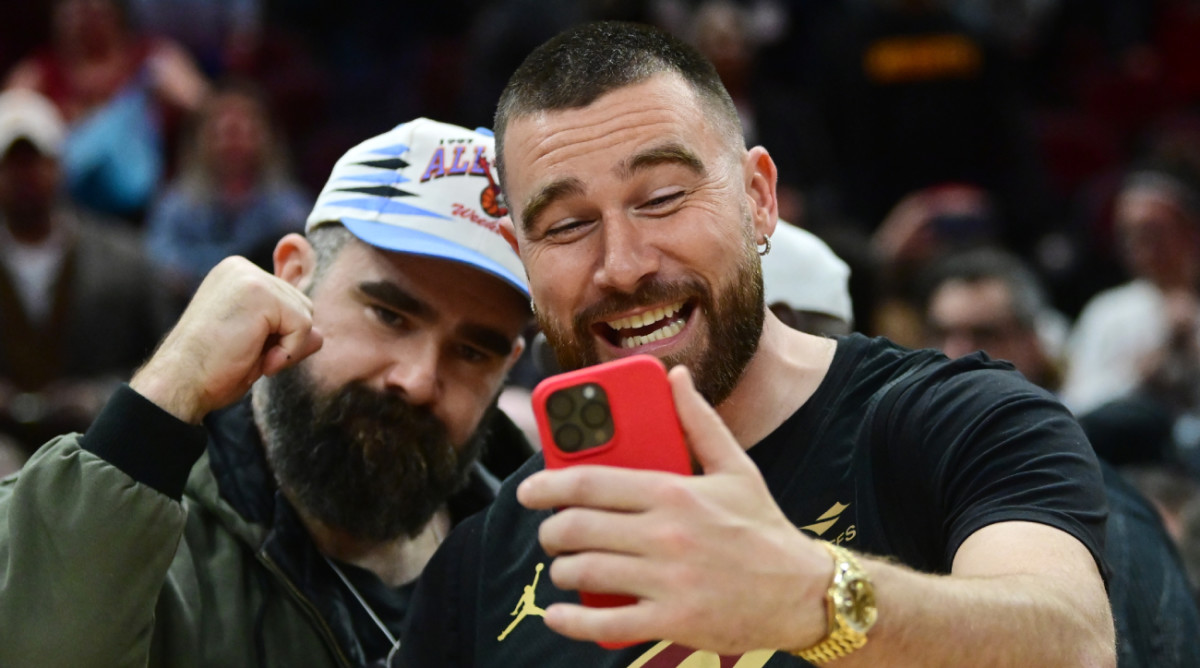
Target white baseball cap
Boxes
[762,222,853,325]
[0,88,65,158]
[306,117,529,299]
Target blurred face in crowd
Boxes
[926,276,1046,383]
[0,140,60,234]
[1116,184,1200,291]
[202,91,270,183]
[54,0,126,54]
[261,235,528,540]
[500,72,774,405]
[694,2,752,89]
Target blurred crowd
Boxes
[2,0,1200,607]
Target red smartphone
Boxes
[532,355,692,648]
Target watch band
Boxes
[791,541,874,665]
[793,624,868,664]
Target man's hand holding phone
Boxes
[519,362,834,655]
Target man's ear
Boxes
[504,334,527,374]
[744,146,780,241]
[499,215,521,254]
[273,233,316,289]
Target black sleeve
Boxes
[401,510,484,668]
[80,384,209,500]
[883,359,1108,574]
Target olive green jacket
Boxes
[0,385,507,667]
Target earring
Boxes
[757,235,771,256]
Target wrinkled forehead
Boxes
[501,76,729,215]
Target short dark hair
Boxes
[493,20,743,189]
[307,223,355,289]
[919,247,1048,330]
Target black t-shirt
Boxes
[400,334,1108,667]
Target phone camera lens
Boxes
[547,392,574,419]
[555,424,584,452]
[580,401,609,428]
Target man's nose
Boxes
[593,214,660,294]
[383,340,440,406]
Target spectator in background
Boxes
[5,0,209,220]
[761,220,854,336]
[868,182,1000,345]
[922,246,1065,391]
[812,0,1048,254]
[0,88,172,456]
[918,245,1200,667]
[1061,161,1200,416]
[144,80,309,307]
[688,0,829,225]
[127,0,262,76]
[920,246,1184,469]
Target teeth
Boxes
[607,302,683,331]
[619,316,685,348]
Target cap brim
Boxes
[341,217,529,298]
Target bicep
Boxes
[952,520,1105,591]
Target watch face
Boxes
[835,574,878,633]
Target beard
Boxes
[259,363,490,542]
[538,224,764,406]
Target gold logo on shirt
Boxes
[496,564,778,665]
[626,641,775,667]
[800,501,856,544]
[498,562,547,641]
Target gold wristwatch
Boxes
[792,541,877,664]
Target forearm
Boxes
[829,557,1114,668]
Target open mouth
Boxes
[595,300,695,349]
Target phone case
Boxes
[534,354,691,475]
[532,355,692,648]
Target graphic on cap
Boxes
[323,141,448,222]
[305,117,529,299]
[479,156,507,218]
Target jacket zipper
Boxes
[260,551,355,668]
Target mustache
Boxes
[574,278,707,329]
[316,382,447,460]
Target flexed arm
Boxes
[132,255,322,423]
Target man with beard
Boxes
[0,118,532,667]
[400,22,1115,667]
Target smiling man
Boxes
[0,118,532,667]
[401,22,1115,668]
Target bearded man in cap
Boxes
[0,117,532,668]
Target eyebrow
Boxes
[458,323,517,357]
[519,177,586,233]
[517,143,707,233]
[359,281,433,320]
[618,143,706,180]
[358,280,515,357]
